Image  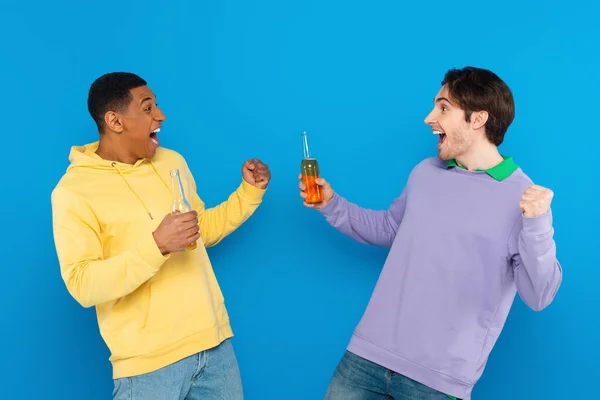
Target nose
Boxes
[424,109,435,125]
[155,106,166,122]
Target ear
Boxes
[104,111,124,133]
[471,110,488,131]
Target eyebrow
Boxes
[433,97,454,105]
[140,97,154,105]
[434,96,453,105]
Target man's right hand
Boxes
[298,174,335,209]
[152,211,200,255]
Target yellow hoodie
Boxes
[51,142,266,379]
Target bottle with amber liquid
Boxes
[300,131,323,204]
[170,168,197,251]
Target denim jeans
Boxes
[113,339,243,400]
[324,351,461,400]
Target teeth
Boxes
[151,138,159,145]
[152,128,160,134]
[433,130,442,135]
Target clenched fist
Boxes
[520,184,554,218]
[242,158,271,189]
[153,211,200,255]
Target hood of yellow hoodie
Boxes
[65,141,172,220]
[67,142,150,173]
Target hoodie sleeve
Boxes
[509,210,563,311]
[187,170,266,247]
[51,186,168,308]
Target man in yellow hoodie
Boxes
[51,72,271,399]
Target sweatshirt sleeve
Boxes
[509,210,563,311]
[317,189,407,248]
[51,186,169,308]
[191,179,266,248]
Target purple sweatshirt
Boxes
[318,157,562,399]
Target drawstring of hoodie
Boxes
[110,161,171,220]
[150,161,171,191]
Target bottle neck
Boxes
[170,170,186,200]
[302,131,312,159]
[170,169,192,213]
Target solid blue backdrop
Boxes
[1,0,597,398]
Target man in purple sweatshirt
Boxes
[299,66,562,400]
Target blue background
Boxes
[1,0,598,398]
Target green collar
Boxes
[446,155,518,181]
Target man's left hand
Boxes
[520,184,554,218]
[242,158,271,189]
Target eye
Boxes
[144,105,152,113]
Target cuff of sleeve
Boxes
[138,230,170,271]
[521,209,554,237]
[239,179,267,203]
[318,193,342,217]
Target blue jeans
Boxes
[324,351,460,400]
[113,339,243,400]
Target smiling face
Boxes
[424,85,475,161]
[104,85,166,160]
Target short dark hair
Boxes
[87,72,147,132]
[442,66,515,146]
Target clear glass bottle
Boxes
[300,131,323,204]
[170,168,197,251]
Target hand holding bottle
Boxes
[298,130,332,208]
[153,211,200,255]
[170,169,198,251]
[298,175,334,209]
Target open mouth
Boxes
[433,130,447,146]
[150,128,160,147]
